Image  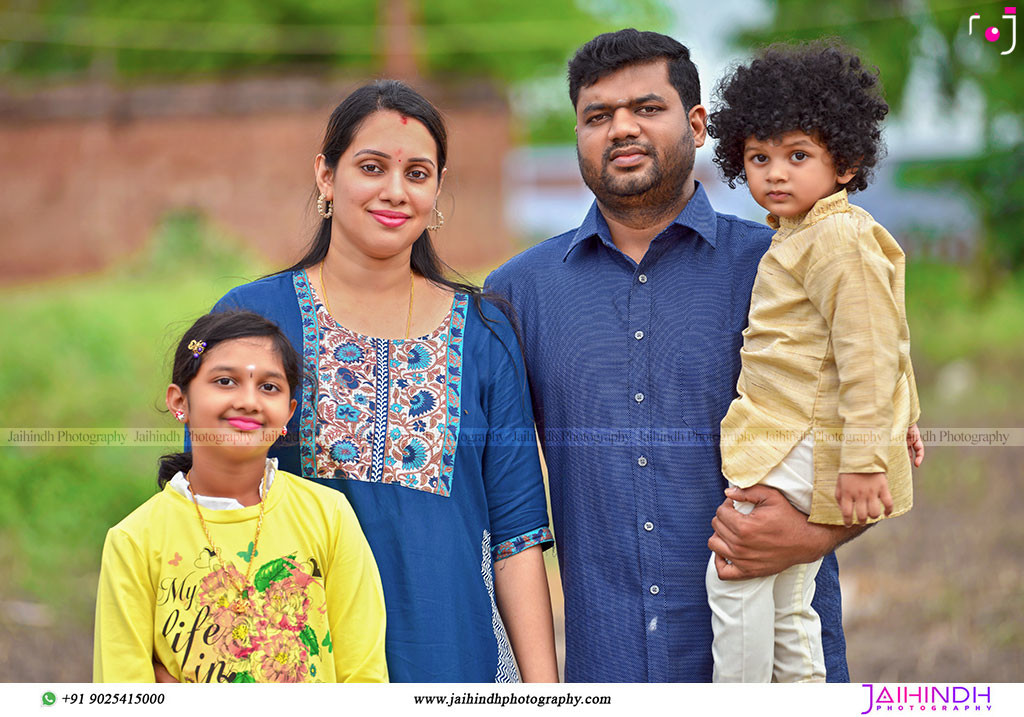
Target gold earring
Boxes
[426,206,445,231]
[317,193,333,218]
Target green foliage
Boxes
[898,146,1024,287]
[0,213,268,619]
[736,0,1024,280]
[1,0,667,86]
[1,1,670,144]
[904,260,1024,368]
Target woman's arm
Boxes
[494,545,558,682]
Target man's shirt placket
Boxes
[628,251,669,681]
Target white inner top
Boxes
[168,457,278,511]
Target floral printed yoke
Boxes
[310,281,466,496]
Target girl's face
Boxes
[166,337,296,457]
[315,110,444,263]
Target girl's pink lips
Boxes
[227,417,263,431]
[767,191,790,201]
[370,210,410,228]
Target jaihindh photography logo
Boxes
[860,684,993,713]
[969,7,1017,54]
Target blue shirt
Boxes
[210,271,553,682]
[487,182,849,683]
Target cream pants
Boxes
[707,433,826,683]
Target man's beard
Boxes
[577,129,695,222]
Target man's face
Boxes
[574,60,704,215]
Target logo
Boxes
[860,684,993,713]
[970,7,1017,55]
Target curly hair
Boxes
[707,40,888,193]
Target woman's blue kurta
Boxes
[211,270,553,682]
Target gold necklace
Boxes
[319,261,415,340]
[185,465,269,587]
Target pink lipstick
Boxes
[227,417,262,431]
[370,210,410,228]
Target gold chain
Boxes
[185,465,269,586]
[319,262,415,340]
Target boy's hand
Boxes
[907,423,924,467]
[836,472,893,527]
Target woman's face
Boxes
[317,110,443,262]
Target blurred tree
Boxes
[0,0,668,142]
[735,0,1024,289]
[0,0,665,84]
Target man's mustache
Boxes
[603,142,655,164]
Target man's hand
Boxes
[907,423,924,467]
[708,484,862,580]
[835,472,892,527]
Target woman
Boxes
[209,80,557,682]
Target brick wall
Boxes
[0,77,515,282]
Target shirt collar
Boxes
[767,188,851,233]
[563,180,718,261]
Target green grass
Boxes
[0,213,269,619]
[1,218,1022,624]
[905,260,1024,367]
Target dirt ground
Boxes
[839,443,1024,682]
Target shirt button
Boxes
[634,330,644,340]
[634,392,645,403]
[643,521,654,532]
[637,455,648,467]
[650,585,660,595]
[638,274,648,284]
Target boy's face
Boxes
[743,131,856,218]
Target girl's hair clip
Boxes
[188,340,207,358]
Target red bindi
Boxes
[400,115,408,125]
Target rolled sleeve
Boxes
[493,526,554,562]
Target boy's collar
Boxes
[766,188,851,232]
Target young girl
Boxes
[706,41,925,682]
[94,310,387,683]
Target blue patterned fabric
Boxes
[487,182,849,683]
[211,272,553,682]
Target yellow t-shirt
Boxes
[94,467,388,683]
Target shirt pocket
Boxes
[674,330,744,432]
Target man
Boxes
[487,29,860,682]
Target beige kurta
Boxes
[720,190,920,525]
